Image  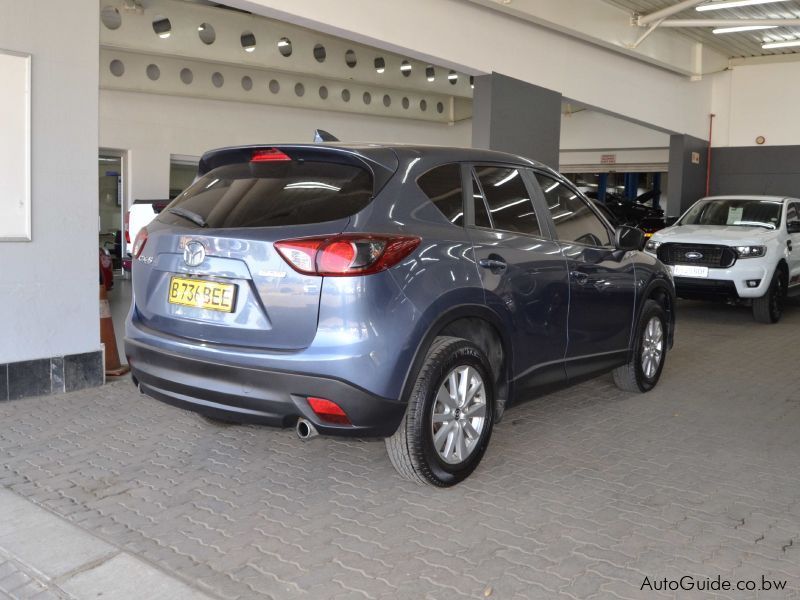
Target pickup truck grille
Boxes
[657,243,736,268]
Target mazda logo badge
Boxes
[183,241,206,267]
[685,251,703,260]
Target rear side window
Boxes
[162,161,373,228]
[417,164,464,225]
[471,174,491,228]
[475,166,541,236]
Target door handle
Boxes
[788,240,793,252]
[570,270,589,285]
[478,258,507,273]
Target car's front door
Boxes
[465,164,569,396]
[531,172,637,379]
[786,202,800,290]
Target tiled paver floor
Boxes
[1,300,799,599]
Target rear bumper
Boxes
[126,338,406,437]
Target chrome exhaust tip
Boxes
[296,418,319,441]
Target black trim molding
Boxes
[0,350,103,401]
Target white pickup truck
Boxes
[644,195,800,323]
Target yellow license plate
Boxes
[168,277,237,312]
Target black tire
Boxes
[753,268,785,324]
[613,299,667,393]
[385,336,494,487]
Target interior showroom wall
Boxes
[100,90,472,201]
[0,0,100,369]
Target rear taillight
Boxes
[274,234,420,277]
[132,228,148,258]
[124,211,130,244]
[307,397,350,425]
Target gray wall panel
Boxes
[668,134,708,216]
[472,72,561,169]
[710,146,800,197]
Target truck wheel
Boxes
[753,269,785,324]
[613,299,667,393]
[386,337,494,486]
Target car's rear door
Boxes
[465,164,569,394]
[531,171,636,379]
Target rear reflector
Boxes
[251,148,291,162]
[275,234,420,277]
[307,397,351,425]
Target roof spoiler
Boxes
[314,129,339,143]
[197,144,399,193]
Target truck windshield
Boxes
[679,198,782,230]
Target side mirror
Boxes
[788,221,800,234]
[615,225,645,251]
[665,216,679,227]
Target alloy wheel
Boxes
[430,366,487,465]
[641,316,664,380]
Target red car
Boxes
[99,248,114,290]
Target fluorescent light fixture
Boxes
[283,182,341,191]
[400,62,412,72]
[544,182,560,193]
[763,38,800,48]
[448,70,458,83]
[374,57,386,74]
[277,39,289,47]
[697,0,789,11]
[426,66,435,82]
[490,198,529,212]
[714,24,778,33]
[494,170,519,187]
[470,76,474,89]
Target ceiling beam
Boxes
[637,0,707,26]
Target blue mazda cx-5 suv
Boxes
[126,144,675,486]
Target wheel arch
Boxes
[775,258,789,284]
[399,304,514,421]
[633,276,676,356]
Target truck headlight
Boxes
[645,240,662,253]
[734,245,766,258]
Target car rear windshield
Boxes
[680,198,782,229]
[160,161,374,228]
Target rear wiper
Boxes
[168,207,207,228]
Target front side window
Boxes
[417,163,463,226]
[535,173,612,247]
[475,166,541,236]
[786,202,799,228]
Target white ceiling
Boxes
[604,0,800,58]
